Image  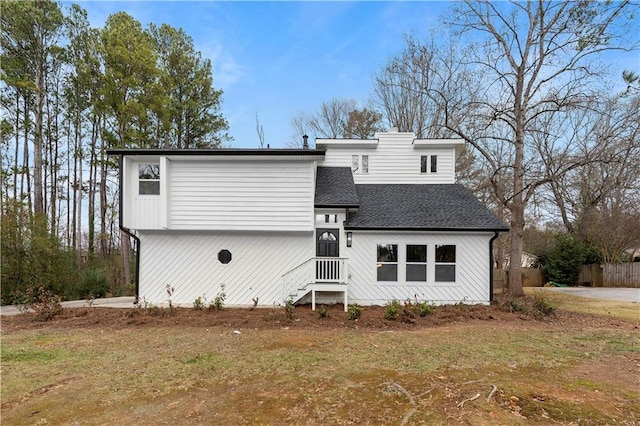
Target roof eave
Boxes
[106,148,326,156]
[343,226,510,232]
[314,203,360,209]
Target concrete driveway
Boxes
[545,287,640,303]
[0,296,137,316]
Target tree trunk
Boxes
[33,60,45,216]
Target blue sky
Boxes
[73,1,448,148]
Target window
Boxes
[351,155,359,173]
[352,154,369,174]
[421,155,437,173]
[139,164,160,195]
[435,245,456,282]
[420,156,428,173]
[316,214,337,223]
[377,244,398,281]
[406,245,427,281]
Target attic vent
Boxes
[218,250,232,264]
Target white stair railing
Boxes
[282,257,349,303]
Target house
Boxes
[107,130,508,309]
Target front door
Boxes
[316,229,339,257]
[316,229,340,281]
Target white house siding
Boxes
[138,231,314,306]
[345,231,493,305]
[123,158,163,230]
[318,133,456,184]
[170,160,314,231]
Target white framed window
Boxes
[420,155,437,174]
[138,164,160,195]
[435,244,456,282]
[351,155,359,173]
[352,154,369,174]
[315,214,338,224]
[377,244,398,281]
[406,245,427,281]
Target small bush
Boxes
[15,285,63,322]
[209,286,226,311]
[318,305,329,318]
[415,300,435,317]
[508,298,528,313]
[347,304,363,320]
[384,300,401,321]
[532,291,555,316]
[193,296,206,310]
[284,298,295,320]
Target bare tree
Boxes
[374,36,452,138]
[413,1,639,296]
[255,113,265,148]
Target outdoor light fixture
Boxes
[346,232,353,247]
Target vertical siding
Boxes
[170,160,314,231]
[124,158,162,230]
[346,231,492,304]
[138,231,314,306]
[319,133,456,184]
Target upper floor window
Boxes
[352,154,369,174]
[421,155,437,174]
[139,164,160,195]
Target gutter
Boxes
[489,232,500,302]
[117,154,141,304]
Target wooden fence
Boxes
[579,263,640,288]
[494,263,640,290]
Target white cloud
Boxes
[198,40,246,89]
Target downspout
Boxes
[117,154,141,304]
[489,232,499,302]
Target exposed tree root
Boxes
[486,384,499,402]
[457,392,481,408]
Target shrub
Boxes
[77,268,108,299]
[347,304,363,320]
[538,234,596,284]
[384,300,401,321]
[15,285,63,322]
[507,298,528,313]
[413,300,435,317]
[209,285,226,311]
[318,305,329,318]
[193,296,206,310]
[284,298,295,320]
[532,291,555,316]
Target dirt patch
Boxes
[2,301,638,334]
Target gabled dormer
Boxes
[315,130,464,184]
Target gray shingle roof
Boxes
[345,184,508,231]
[315,167,359,207]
